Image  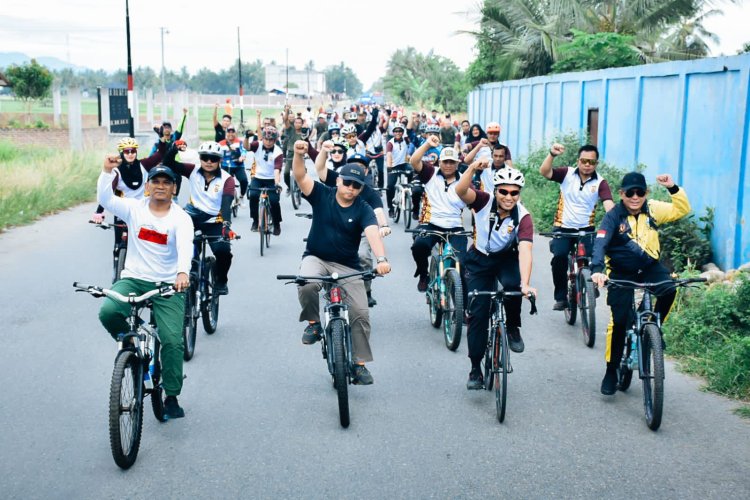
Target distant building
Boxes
[0,72,10,87]
[264,64,326,97]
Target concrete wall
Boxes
[0,127,107,150]
[468,54,750,270]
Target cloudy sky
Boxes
[1,0,748,89]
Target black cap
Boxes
[147,165,176,182]
[162,121,172,127]
[620,172,647,191]
[338,164,367,184]
[226,126,236,132]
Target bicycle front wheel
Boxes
[393,186,402,224]
[291,178,301,210]
[109,350,144,469]
[183,282,197,361]
[494,323,509,423]
[150,337,167,422]
[201,257,220,334]
[642,323,665,431]
[330,319,350,428]
[443,268,463,351]
[427,257,442,328]
[578,268,596,347]
[564,257,577,325]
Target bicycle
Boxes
[249,187,277,257]
[73,281,174,469]
[91,221,128,283]
[468,288,537,422]
[540,230,598,347]
[407,228,472,351]
[290,174,302,210]
[277,269,378,428]
[603,277,706,431]
[390,165,414,229]
[183,230,240,361]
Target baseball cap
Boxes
[620,172,647,191]
[338,164,367,184]
[226,126,236,132]
[439,147,459,162]
[318,113,327,119]
[161,121,172,127]
[147,165,176,182]
[347,153,369,168]
[392,124,405,132]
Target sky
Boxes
[1,0,748,90]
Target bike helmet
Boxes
[418,123,427,133]
[348,153,369,167]
[493,167,525,188]
[197,141,223,158]
[425,124,440,134]
[331,137,349,151]
[346,111,358,122]
[328,122,340,132]
[341,123,357,136]
[117,137,139,152]
[486,122,501,133]
[262,126,279,141]
[392,123,405,132]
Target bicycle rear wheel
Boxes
[259,203,267,256]
[330,319,350,428]
[443,268,463,351]
[182,282,197,361]
[265,203,272,249]
[150,337,167,422]
[201,256,220,334]
[494,323,509,423]
[578,268,596,348]
[404,193,412,229]
[113,246,127,283]
[642,323,665,431]
[109,350,144,469]
[392,186,402,224]
[564,256,577,325]
[427,257,442,328]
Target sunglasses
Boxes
[496,188,520,197]
[200,154,220,163]
[345,133,357,139]
[624,188,646,198]
[341,179,363,190]
[579,158,598,166]
[122,148,137,155]
[331,149,345,155]
[487,132,499,135]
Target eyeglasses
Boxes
[199,154,220,163]
[427,132,439,137]
[496,188,520,197]
[345,133,357,139]
[341,179,363,190]
[624,188,646,198]
[579,158,598,166]
[122,148,137,155]
[331,149,345,155]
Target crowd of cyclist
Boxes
[89,99,691,419]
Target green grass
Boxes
[734,406,750,419]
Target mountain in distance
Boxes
[0,52,87,71]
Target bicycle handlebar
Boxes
[539,230,596,238]
[468,289,538,315]
[295,213,313,219]
[277,269,381,285]
[405,228,473,238]
[73,282,175,302]
[603,277,707,290]
[192,231,241,241]
[89,221,127,230]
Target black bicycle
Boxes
[540,230,598,347]
[603,277,706,431]
[277,270,378,428]
[250,187,277,256]
[468,288,537,422]
[92,221,128,283]
[73,282,174,469]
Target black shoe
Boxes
[417,275,428,292]
[352,364,374,385]
[273,224,281,236]
[388,208,394,219]
[412,210,419,220]
[302,322,323,344]
[367,293,377,307]
[251,221,259,232]
[553,300,568,311]
[601,367,617,395]
[594,287,601,299]
[507,326,525,353]
[214,282,229,296]
[466,368,484,390]
[164,396,185,419]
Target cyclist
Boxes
[291,140,391,384]
[365,111,388,189]
[212,103,232,142]
[454,161,536,388]
[409,124,443,221]
[409,135,467,292]
[163,142,237,295]
[97,159,193,419]
[465,122,512,167]
[385,123,411,218]
[245,126,284,234]
[219,126,249,201]
[540,143,615,310]
[282,104,304,194]
[439,117,458,147]
[316,121,341,150]
[457,120,471,150]
[463,142,510,191]
[313,112,328,143]
[591,172,690,395]
[342,107,380,159]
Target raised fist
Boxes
[550,143,565,157]
[294,140,309,155]
[322,140,334,153]
[427,135,440,148]
[656,174,675,188]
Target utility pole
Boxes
[160,26,169,121]
[285,48,289,103]
[125,0,134,137]
[237,27,244,127]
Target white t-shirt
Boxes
[416,164,466,228]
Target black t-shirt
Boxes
[323,169,383,210]
[214,123,226,143]
[302,182,378,269]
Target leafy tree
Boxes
[552,30,642,73]
[324,63,362,97]
[739,42,750,54]
[5,59,53,123]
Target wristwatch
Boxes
[376,256,388,263]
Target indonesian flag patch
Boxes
[596,229,607,238]
[138,226,168,245]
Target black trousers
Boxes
[605,262,676,367]
[188,209,233,285]
[221,164,249,197]
[249,178,282,224]
[411,224,467,278]
[550,227,594,301]
[465,247,522,362]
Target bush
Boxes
[33,119,49,129]
[0,141,19,162]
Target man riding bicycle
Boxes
[97,159,193,419]
[219,126,249,202]
[590,172,690,395]
[245,126,284,235]
[291,140,391,385]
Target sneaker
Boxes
[553,300,568,311]
[214,282,229,296]
[601,366,617,395]
[352,364,374,385]
[466,368,484,390]
[388,208,395,219]
[367,293,377,307]
[251,221,259,232]
[285,188,291,197]
[164,396,185,419]
[273,224,281,236]
[417,275,429,292]
[507,326,525,353]
[302,322,323,344]
[411,209,419,220]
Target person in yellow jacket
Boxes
[590,172,690,395]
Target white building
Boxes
[264,64,326,97]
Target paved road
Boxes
[1,194,748,499]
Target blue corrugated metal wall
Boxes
[468,54,750,270]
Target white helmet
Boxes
[425,124,440,134]
[493,167,525,188]
[198,141,223,158]
[346,111,358,121]
[341,123,357,136]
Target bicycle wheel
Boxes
[259,203,267,257]
[484,322,494,392]
[564,256,577,325]
[578,268,597,348]
[291,178,301,210]
[392,186,402,223]
[232,200,239,218]
[427,257,442,328]
[182,281,197,361]
[150,337,167,422]
[443,268,463,351]
[617,336,633,391]
[404,193,412,229]
[494,323,509,423]
[330,319,350,428]
[201,256,220,334]
[265,202,272,249]
[114,246,127,283]
[109,350,144,469]
[642,323,665,431]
